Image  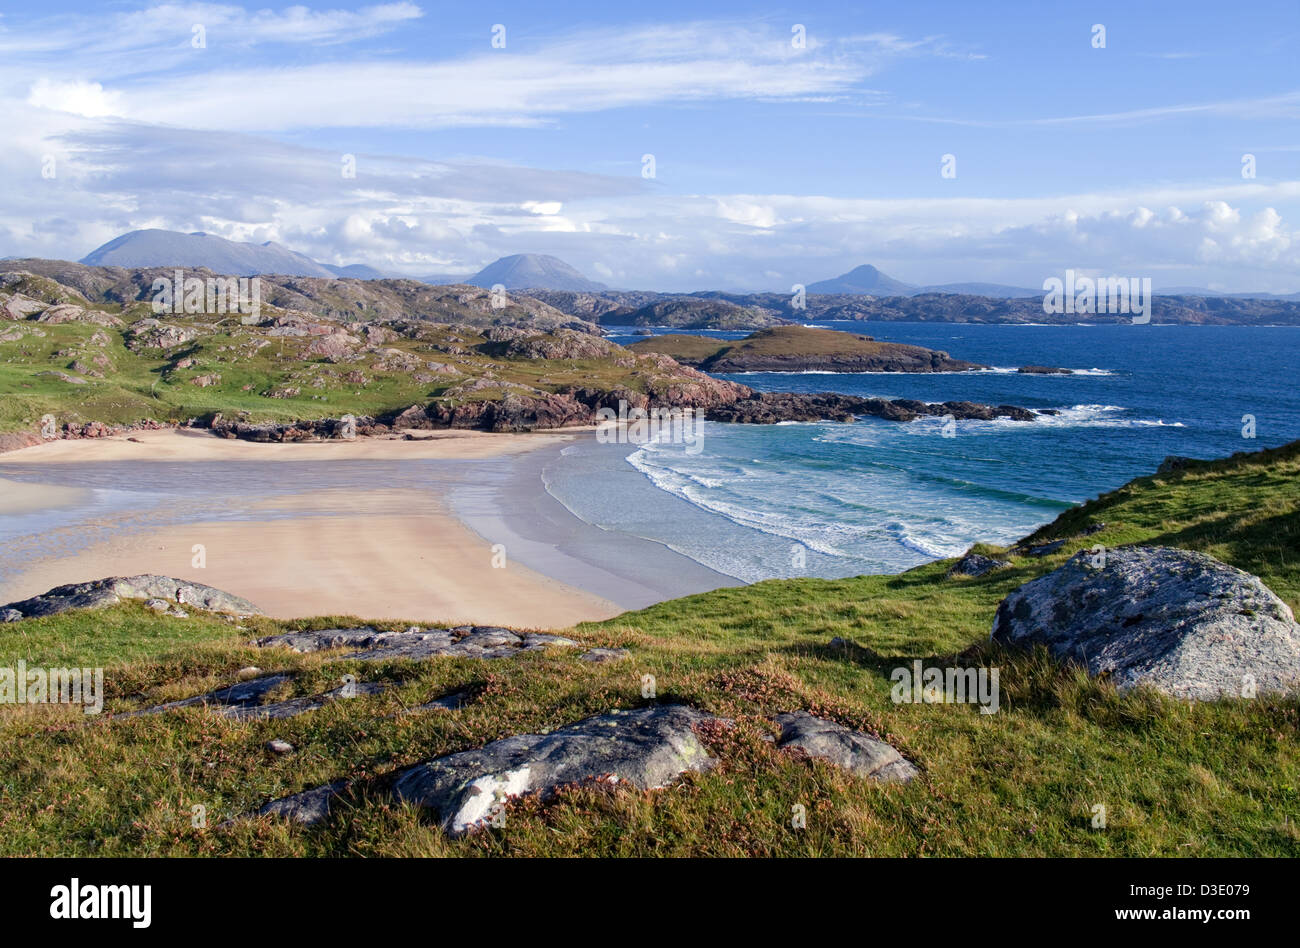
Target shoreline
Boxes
[0,427,740,628]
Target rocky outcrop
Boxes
[774,712,918,783]
[255,625,577,661]
[1,575,261,621]
[705,392,1038,424]
[252,705,726,832]
[991,546,1300,699]
[128,673,390,720]
[948,552,1011,577]
[124,319,203,351]
[1157,455,1201,474]
[484,329,618,360]
[256,781,349,825]
[618,298,785,330]
[204,414,381,442]
[390,705,726,835]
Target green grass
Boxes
[0,310,667,434]
[0,443,1297,856]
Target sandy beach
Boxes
[0,426,567,464]
[0,477,91,515]
[0,429,628,629]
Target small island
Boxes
[628,325,985,373]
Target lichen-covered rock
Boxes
[255,625,574,662]
[991,546,1300,700]
[390,705,725,836]
[774,712,918,783]
[0,575,261,620]
[128,673,389,719]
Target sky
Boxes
[1,0,1297,292]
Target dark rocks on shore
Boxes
[1158,455,1202,474]
[1017,365,1072,375]
[205,413,381,443]
[705,392,1039,425]
[0,575,261,621]
[774,712,919,783]
[991,546,1300,700]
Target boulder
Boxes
[991,546,1300,699]
[774,712,918,783]
[390,705,725,836]
[0,575,261,620]
[948,552,1011,577]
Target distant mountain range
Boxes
[806,264,1041,299]
[81,229,388,280]
[79,230,605,292]
[70,229,1295,299]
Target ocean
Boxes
[543,322,1300,584]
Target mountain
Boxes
[80,229,381,280]
[467,254,607,292]
[323,263,389,280]
[921,281,1041,298]
[806,264,915,296]
[806,264,1040,298]
[1160,286,1300,301]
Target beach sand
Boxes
[0,426,567,464]
[0,477,91,515]
[0,429,625,629]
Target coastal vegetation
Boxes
[1,440,1296,856]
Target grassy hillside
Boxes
[0,442,1297,856]
[0,269,736,435]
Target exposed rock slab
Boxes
[774,712,918,783]
[1,575,261,621]
[126,671,393,719]
[991,546,1300,699]
[391,705,725,836]
[255,625,577,662]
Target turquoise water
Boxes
[547,323,1300,583]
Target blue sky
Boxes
[1,0,1297,291]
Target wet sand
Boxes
[0,428,737,628]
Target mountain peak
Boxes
[806,264,916,296]
[467,253,607,292]
[80,229,367,279]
